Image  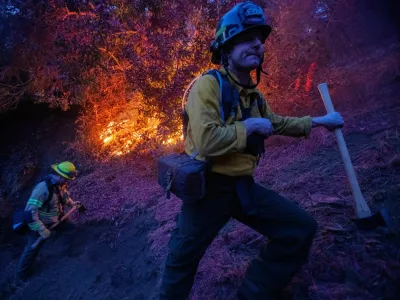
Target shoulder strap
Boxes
[182,69,265,138]
[182,108,189,140]
[204,70,239,124]
[238,90,265,121]
[256,94,265,118]
[181,69,240,156]
[43,178,54,212]
[204,70,224,122]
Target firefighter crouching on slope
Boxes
[15,161,81,282]
[160,2,344,300]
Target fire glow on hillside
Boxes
[99,118,183,156]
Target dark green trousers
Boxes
[160,173,317,300]
[15,230,45,282]
[15,219,76,281]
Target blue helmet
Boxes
[210,1,272,64]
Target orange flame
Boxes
[99,117,183,156]
[305,61,316,92]
[294,76,301,91]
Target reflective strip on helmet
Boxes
[215,25,226,41]
[56,165,77,179]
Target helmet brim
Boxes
[51,164,78,180]
[211,24,272,65]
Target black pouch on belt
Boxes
[236,176,257,215]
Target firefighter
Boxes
[160,2,344,299]
[15,161,81,282]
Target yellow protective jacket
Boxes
[24,181,74,233]
[184,67,312,176]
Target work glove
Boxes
[313,112,344,131]
[39,228,51,240]
[243,118,274,137]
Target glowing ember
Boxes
[294,77,301,91]
[305,61,316,92]
[103,136,113,144]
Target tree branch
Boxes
[113,31,138,36]
[62,8,96,21]
[98,48,124,71]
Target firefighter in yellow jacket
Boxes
[160,2,344,300]
[16,161,80,282]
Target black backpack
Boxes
[12,178,55,235]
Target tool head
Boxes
[353,207,391,230]
[77,203,87,214]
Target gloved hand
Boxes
[312,112,344,131]
[39,228,51,240]
[243,118,274,137]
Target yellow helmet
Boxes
[51,161,79,180]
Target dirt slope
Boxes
[1,214,160,300]
[1,40,399,300]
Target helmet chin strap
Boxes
[224,54,266,89]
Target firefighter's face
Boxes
[228,29,264,71]
[55,174,67,186]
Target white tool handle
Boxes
[317,83,371,218]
